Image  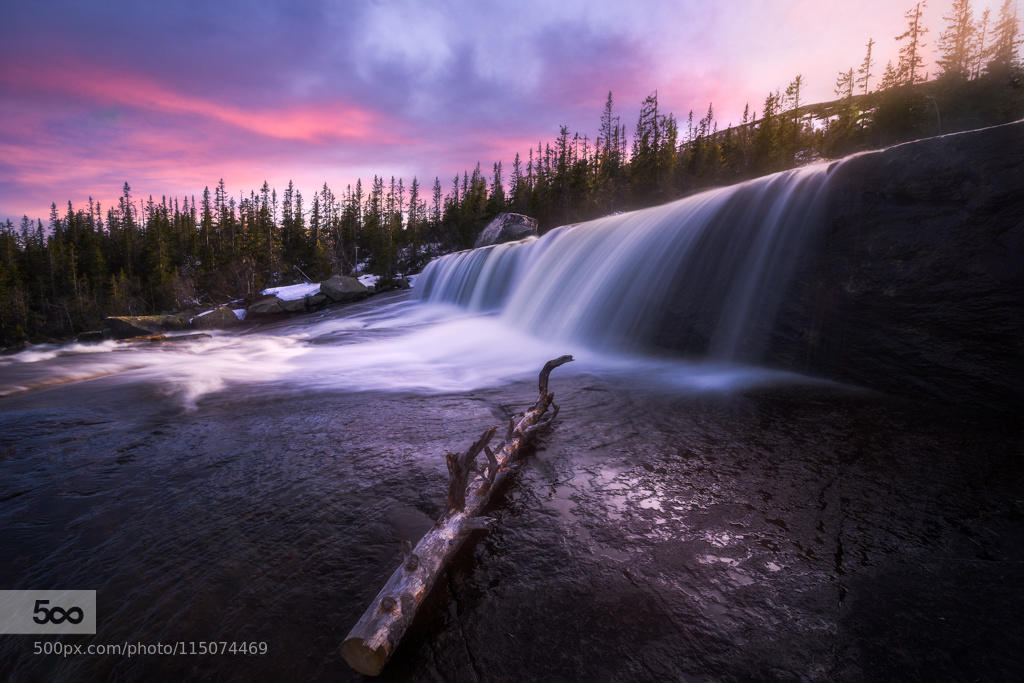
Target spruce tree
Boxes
[972,9,991,78]
[857,38,875,94]
[631,91,662,201]
[937,0,974,79]
[835,68,855,98]
[880,60,900,89]
[896,1,929,85]
[987,0,1022,73]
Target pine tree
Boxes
[972,9,991,78]
[631,91,663,201]
[896,1,929,85]
[938,0,974,79]
[431,177,442,229]
[487,162,505,215]
[294,189,306,275]
[753,90,781,172]
[857,38,875,94]
[281,181,295,272]
[880,60,901,90]
[200,186,214,264]
[785,74,804,111]
[595,91,623,211]
[987,0,1022,73]
[510,152,528,213]
[835,68,855,98]
[783,76,805,159]
[407,177,422,269]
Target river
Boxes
[1,290,1021,681]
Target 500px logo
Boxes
[32,600,84,625]
[0,591,96,634]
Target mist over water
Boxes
[0,295,826,411]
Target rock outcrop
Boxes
[246,295,286,317]
[373,276,412,292]
[191,306,242,330]
[765,120,1024,414]
[104,314,189,339]
[474,213,539,247]
[642,120,1024,413]
[278,297,308,313]
[321,275,369,303]
[74,330,107,344]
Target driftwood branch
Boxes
[445,426,497,511]
[340,355,574,676]
[539,354,573,395]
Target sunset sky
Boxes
[0,0,1011,222]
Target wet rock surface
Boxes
[246,294,288,316]
[474,213,540,247]
[1,371,1020,681]
[768,121,1024,415]
[74,330,108,343]
[191,306,242,330]
[321,275,370,303]
[103,314,190,338]
[644,121,1024,416]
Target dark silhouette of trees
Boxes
[2,0,1021,347]
[897,1,929,85]
[971,9,992,78]
[857,38,876,94]
[836,69,855,99]
[938,0,975,79]
[987,0,1022,74]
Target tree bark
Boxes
[340,355,573,676]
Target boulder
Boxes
[321,275,369,303]
[305,292,328,308]
[374,277,412,292]
[191,306,242,330]
[279,297,307,313]
[74,330,107,344]
[474,213,539,248]
[104,314,189,339]
[246,295,285,316]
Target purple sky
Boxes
[0,0,1010,221]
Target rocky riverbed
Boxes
[1,295,1021,681]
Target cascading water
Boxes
[1,160,845,408]
[416,161,837,362]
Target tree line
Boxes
[0,0,1020,346]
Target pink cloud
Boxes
[0,62,403,145]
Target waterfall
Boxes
[416,162,837,362]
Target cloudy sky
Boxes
[0,0,1009,221]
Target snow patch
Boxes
[232,308,247,321]
[357,274,379,289]
[260,282,321,301]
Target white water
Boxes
[1,162,846,409]
[418,162,837,360]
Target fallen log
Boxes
[340,354,574,676]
